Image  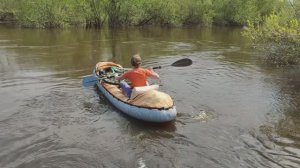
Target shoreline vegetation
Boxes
[0,0,299,65]
[0,0,285,28]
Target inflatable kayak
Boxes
[94,62,177,122]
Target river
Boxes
[0,25,299,168]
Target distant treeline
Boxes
[1,0,298,65]
[0,0,285,28]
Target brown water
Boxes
[0,25,299,168]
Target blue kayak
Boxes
[94,62,177,122]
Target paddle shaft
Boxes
[152,66,163,69]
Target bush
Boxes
[16,0,69,28]
[0,0,18,21]
[179,0,214,26]
[84,0,107,28]
[133,0,179,26]
[213,0,282,26]
[243,12,300,65]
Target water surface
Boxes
[0,25,299,168]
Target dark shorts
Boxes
[120,80,132,98]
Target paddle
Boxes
[82,58,192,87]
[82,74,99,87]
[152,58,192,69]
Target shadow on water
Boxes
[125,118,177,138]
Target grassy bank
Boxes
[0,0,284,28]
[1,0,298,65]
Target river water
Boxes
[0,25,299,168]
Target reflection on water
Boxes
[258,67,300,167]
[0,25,300,167]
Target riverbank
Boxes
[1,0,298,66]
[0,0,285,28]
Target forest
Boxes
[0,0,299,64]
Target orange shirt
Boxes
[121,67,153,87]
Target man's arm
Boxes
[148,68,160,80]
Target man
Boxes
[116,54,160,98]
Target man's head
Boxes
[131,54,142,67]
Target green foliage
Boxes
[243,9,300,65]
[179,0,214,26]
[16,0,73,28]
[3,0,299,66]
[84,0,107,28]
[0,0,294,29]
[0,0,18,20]
[0,0,18,13]
[133,0,179,26]
[212,0,283,25]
